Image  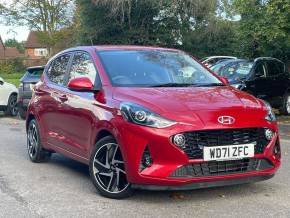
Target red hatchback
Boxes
[26,46,281,198]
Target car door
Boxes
[265,60,288,104]
[245,61,271,100]
[55,51,100,157]
[37,53,73,149]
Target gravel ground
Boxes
[0,116,289,218]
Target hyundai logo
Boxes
[218,116,235,125]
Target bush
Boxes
[0,58,26,74]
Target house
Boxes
[25,31,48,58]
[0,36,22,58]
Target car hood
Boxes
[112,86,267,127]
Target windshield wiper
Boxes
[193,83,225,87]
[151,83,192,87]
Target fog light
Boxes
[140,147,153,171]
[173,134,186,148]
[265,128,274,141]
[273,140,281,157]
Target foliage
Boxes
[233,0,290,61]
[1,0,289,64]
[0,58,25,74]
[75,0,239,58]
[0,0,74,55]
[4,39,25,53]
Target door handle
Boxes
[58,94,68,102]
[34,88,46,96]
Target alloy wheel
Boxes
[92,143,129,193]
[9,95,18,116]
[27,122,38,159]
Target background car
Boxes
[17,66,44,119]
[0,76,18,116]
[211,57,290,115]
[201,56,237,67]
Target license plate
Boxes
[203,144,255,161]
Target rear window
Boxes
[27,68,44,77]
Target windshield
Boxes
[217,61,253,82]
[98,50,222,87]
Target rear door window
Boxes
[47,54,71,85]
[266,60,283,77]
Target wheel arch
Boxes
[5,91,18,105]
[95,129,114,142]
[26,113,35,132]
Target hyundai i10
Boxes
[26,46,281,198]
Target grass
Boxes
[0,72,23,87]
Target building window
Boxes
[34,48,48,57]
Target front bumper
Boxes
[132,174,274,190]
[115,118,281,188]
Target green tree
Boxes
[75,0,234,56]
[233,0,290,61]
[0,0,74,55]
[4,38,25,53]
[75,0,161,45]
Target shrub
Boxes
[0,58,25,74]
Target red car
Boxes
[26,46,281,198]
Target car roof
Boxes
[203,56,237,60]
[27,66,45,70]
[214,59,248,66]
[59,45,181,54]
[254,57,284,63]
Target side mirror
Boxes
[218,76,230,85]
[68,77,95,92]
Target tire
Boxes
[18,106,27,120]
[5,94,18,116]
[27,119,51,163]
[89,136,133,199]
[280,92,290,115]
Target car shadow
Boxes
[46,153,277,202]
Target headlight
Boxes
[263,101,276,122]
[120,102,176,128]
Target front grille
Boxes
[170,158,273,178]
[182,128,268,159]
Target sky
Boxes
[0,0,30,42]
[0,25,30,42]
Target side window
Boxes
[47,54,71,85]
[274,61,285,75]
[266,60,282,77]
[68,52,97,84]
[254,62,266,78]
